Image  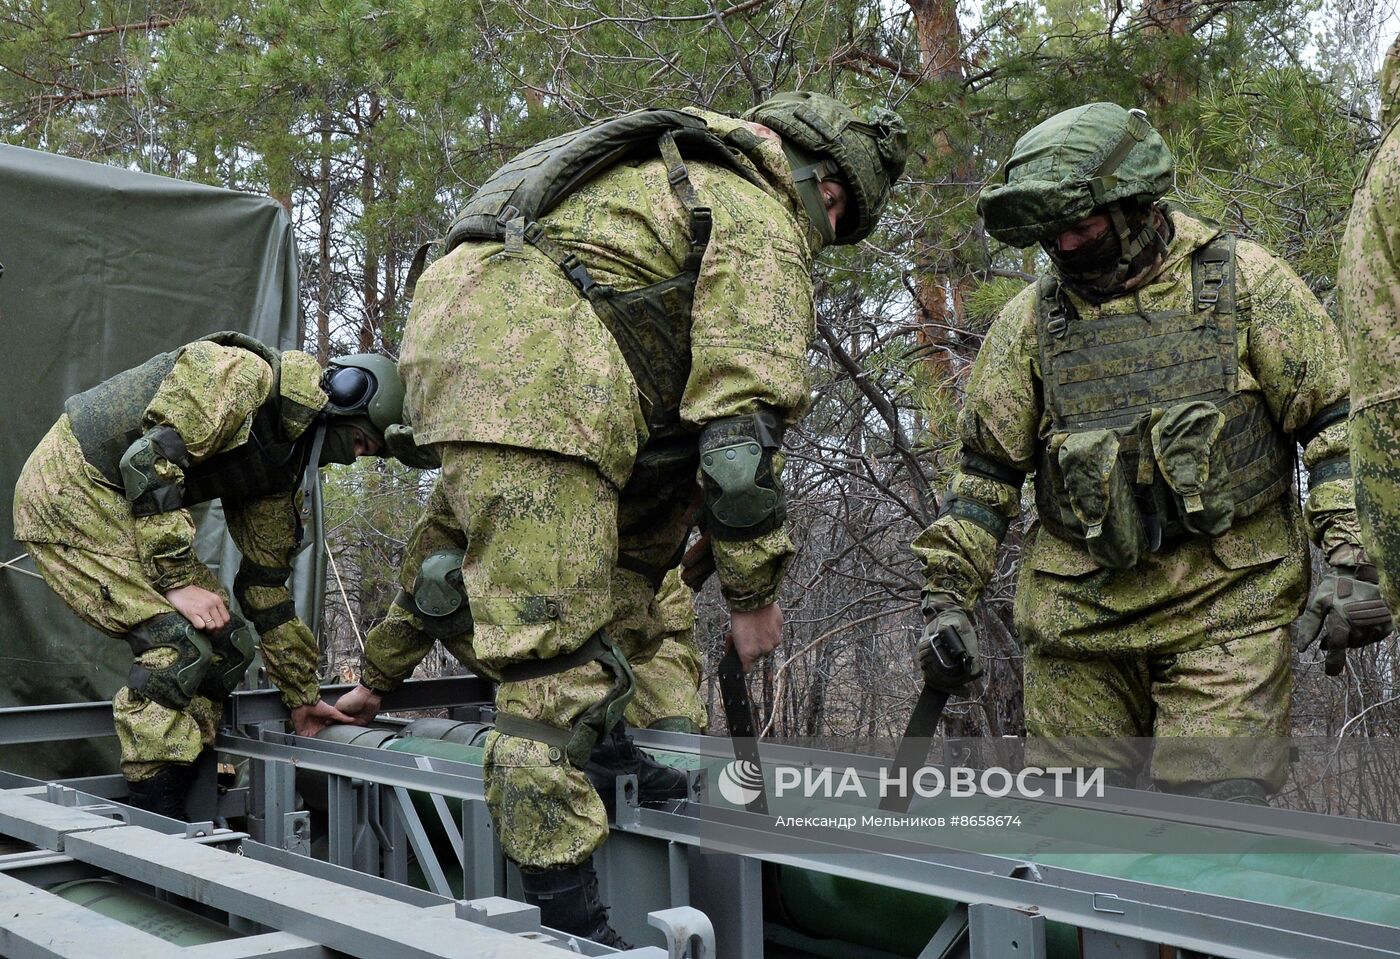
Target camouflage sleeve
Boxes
[682,168,816,610]
[224,493,321,708]
[1237,242,1363,556]
[135,343,276,593]
[911,288,1040,608]
[1341,109,1400,603]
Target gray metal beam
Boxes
[0,790,126,851]
[62,822,574,959]
[181,932,333,959]
[238,839,451,908]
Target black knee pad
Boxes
[198,616,257,699]
[125,613,213,710]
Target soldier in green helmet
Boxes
[335,92,906,944]
[1340,36,1400,640]
[11,334,410,819]
[911,102,1385,803]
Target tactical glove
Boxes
[918,593,983,691]
[1293,564,1394,676]
[384,424,441,470]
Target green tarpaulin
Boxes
[0,143,302,777]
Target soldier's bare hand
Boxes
[164,585,230,632]
[334,685,384,726]
[291,699,358,737]
[728,603,783,671]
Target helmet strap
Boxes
[782,143,839,246]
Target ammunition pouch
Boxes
[199,616,257,699]
[1150,401,1233,538]
[493,632,636,768]
[395,549,474,640]
[119,427,191,517]
[1053,429,1145,570]
[698,411,785,541]
[124,613,214,710]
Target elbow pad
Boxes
[119,426,190,517]
[698,410,786,541]
[233,559,296,635]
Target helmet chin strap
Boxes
[781,143,839,246]
[298,420,329,533]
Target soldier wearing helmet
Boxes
[338,93,906,945]
[12,333,409,819]
[911,102,1382,803]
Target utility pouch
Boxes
[1151,401,1233,538]
[1055,429,1144,570]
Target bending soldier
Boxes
[338,95,906,945]
[912,103,1386,802]
[12,333,407,818]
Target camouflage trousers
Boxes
[22,540,223,781]
[1023,629,1293,790]
[1353,400,1400,617]
[397,442,695,869]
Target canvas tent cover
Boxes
[0,143,303,777]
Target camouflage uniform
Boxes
[914,210,1360,790]
[399,111,821,870]
[12,341,330,779]
[358,482,706,734]
[1341,37,1400,619]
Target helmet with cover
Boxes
[319,353,404,457]
[744,91,909,246]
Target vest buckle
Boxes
[1046,308,1068,338]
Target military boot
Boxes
[584,723,690,815]
[519,858,631,948]
[124,761,198,820]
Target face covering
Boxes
[318,423,363,466]
[1046,203,1174,304]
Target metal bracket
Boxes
[457,895,540,934]
[614,773,641,827]
[283,810,310,856]
[647,906,715,959]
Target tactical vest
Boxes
[444,108,771,443]
[1033,235,1293,564]
[66,331,321,511]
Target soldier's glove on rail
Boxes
[918,593,983,691]
[383,424,441,470]
[1293,564,1394,676]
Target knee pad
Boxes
[125,613,213,710]
[199,616,257,699]
[398,549,473,639]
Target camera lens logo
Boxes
[716,760,765,806]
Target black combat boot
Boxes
[124,762,198,820]
[584,723,690,815]
[519,858,631,948]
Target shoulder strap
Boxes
[1191,233,1236,316]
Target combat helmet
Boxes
[744,91,909,245]
[320,353,405,453]
[978,102,1173,250]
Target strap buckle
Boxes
[561,255,596,295]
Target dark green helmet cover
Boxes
[744,91,909,245]
[323,353,405,449]
[979,102,1174,248]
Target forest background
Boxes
[4,0,1397,815]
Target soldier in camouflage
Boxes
[1339,37,1400,648]
[911,103,1386,803]
[334,94,906,945]
[337,478,707,734]
[11,334,408,819]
